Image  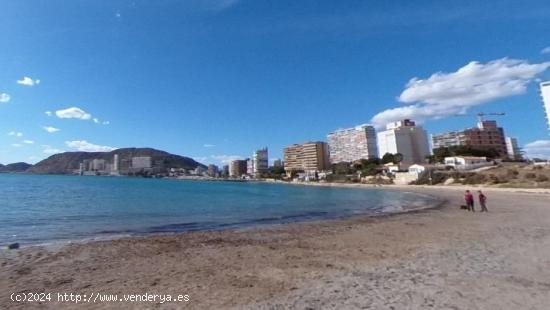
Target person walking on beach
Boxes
[464,190,475,212]
[478,190,488,212]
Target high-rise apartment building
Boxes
[112,154,119,172]
[327,124,378,163]
[432,120,509,158]
[432,131,467,149]
[207,164,219,177]
[91,158,107,171]
[252,147,269,177]
[246,159,253,175]
[272,159,283,168]
[132,156,152,169]
[283,141,330,175]
[229,159,248,177]
[541,81,550,134]
[505,137,522,160]
[377,119,430,165]
[463,120,507,156]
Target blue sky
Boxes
[2,0,550,165]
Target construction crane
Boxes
[453,112,505,123]
[475,112,505,122]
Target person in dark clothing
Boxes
[478,190,488,212]
[464,190,475,212]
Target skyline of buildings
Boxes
[76,112,538,179]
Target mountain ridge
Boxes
[26,147,205,174]
[0,162,33,173]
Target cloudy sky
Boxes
[1,0,550,165]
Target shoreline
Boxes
[8,171,550,193]
[2,187,550,309]
[267,179,550,194]
[2,184,445,250]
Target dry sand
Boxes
[1,186,550,309]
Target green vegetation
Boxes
[261,166,286,179]
[381,153,403,164]
[426,146,502,164]
[331,158,383,177]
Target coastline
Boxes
[2,187,550,309]
[1,181,445,249]
[268,179,550,194]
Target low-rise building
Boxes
[444,156,491,170]
[408,164,428,175]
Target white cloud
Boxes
[193,154,244,165]
[45,111,53,116]
[541,47,550,55]
[193,156,209,163]
[203,144,216,148]
[17,76,40,86]
[23,140,34,144]
[43,126,60,133]
[65,140,116,152]
[0,93,10,103]
[55,107,92,120]
[12,143,22,147]
[8,131,23,137]
[91,117,110,125]
[523,140,550,159]
[210,154,243,164]
[371,58,550,127]
[43,146,63,154]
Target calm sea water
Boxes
[0,174,439,246]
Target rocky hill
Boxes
[0,162,33,173]
[27,148,205,174]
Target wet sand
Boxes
[1,187,550,309]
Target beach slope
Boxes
[1,187,550,309]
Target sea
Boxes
[0,174,440,247]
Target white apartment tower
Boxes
[113,154,119,172]
[252,147,268,177]
[327,124,378,163]
[505,137,522,160]
[377,119,430,165]
[540,81,550,135]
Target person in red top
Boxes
[478,190,488,212]
[464,190,475,212]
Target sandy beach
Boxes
[2,186,550,309]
